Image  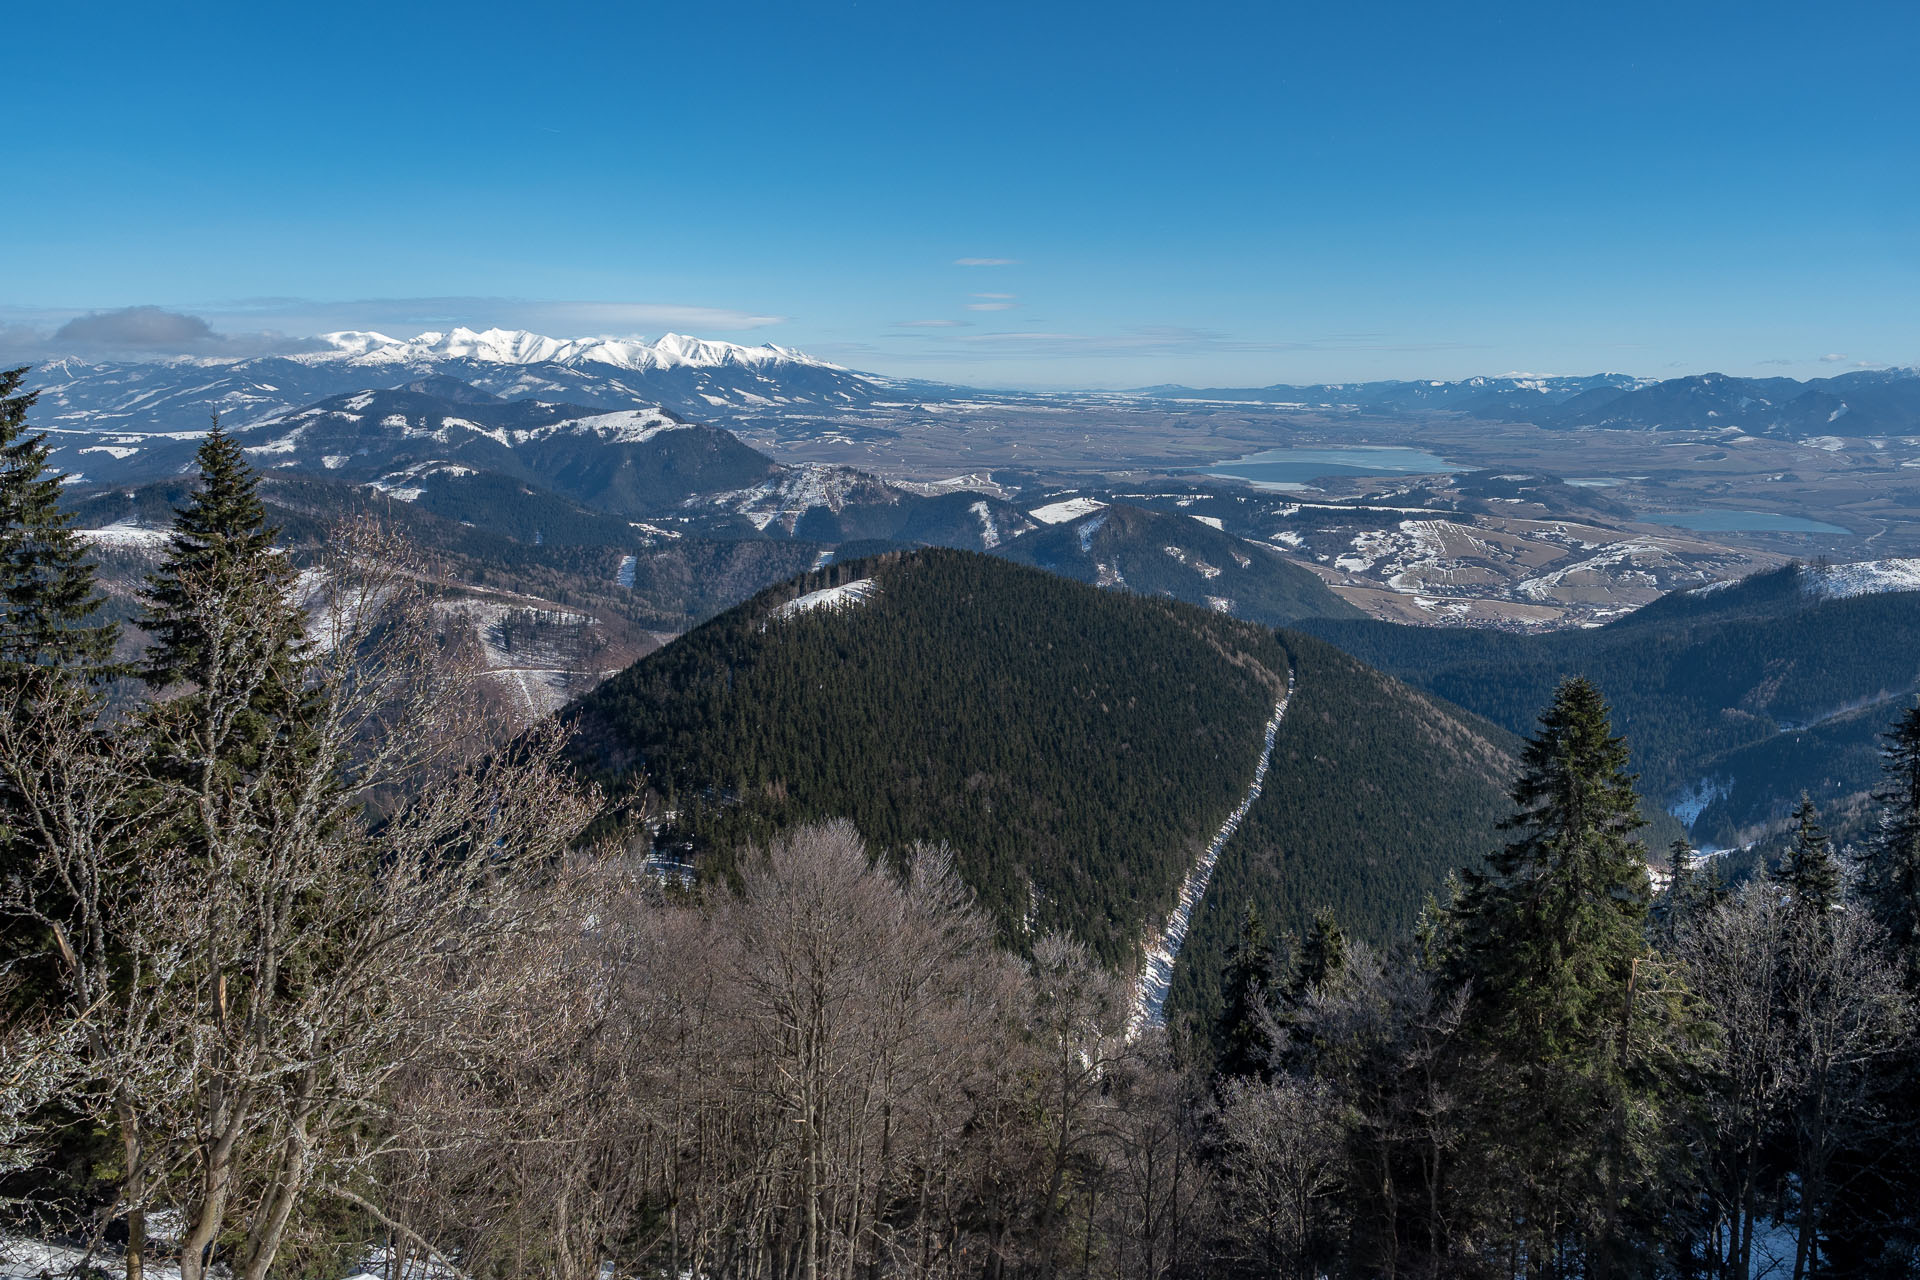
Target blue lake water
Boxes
[1662,510,1851,534]
[1202,446,1463,490]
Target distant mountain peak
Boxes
[305,326,843,373]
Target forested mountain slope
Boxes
[1168,630,1520,1027]
[565,550,1526,993]
[565,549,1292,965]
[1301,563,1920,845]
[999,500,1363,627]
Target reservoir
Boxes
[1202,445,1463,491]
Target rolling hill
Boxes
[563,550,1524,1027]
[999,499,1364,627]
[1301,561,1920,847]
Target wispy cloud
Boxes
[890,324,1489,362]
[970,293,1016,300]
[1820,352,1848,363]
[896,319,971,328]
[966,302,1018,312]
[954,257,1019,267]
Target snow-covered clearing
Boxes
[1077,511,1109,553]
[1030,496,1108,524]
[1802,558,1920,600]
[1130,670,1294,1038]
[615,554,637,588]
[1189,513,1225,530]
[75,521,171,548]
[769,578,881,624]
[1668,777,1732,827]
[971,500,1001,548]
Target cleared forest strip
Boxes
[1129,667,1294,1037]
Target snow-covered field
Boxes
[1029,496,1108,524]
[1802,557,1920,599]
[768,578,881,623]
[74,521,171,548]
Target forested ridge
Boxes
[566,548,1292,965]
[1301,564,1920,843]
[1168,630,1520,1028]
[7,364,1920,1280]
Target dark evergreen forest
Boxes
[566,548,1292,965]
[1302,564,1920,844]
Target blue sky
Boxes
[4,0,1917,387]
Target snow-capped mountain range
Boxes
[23,329,886,440]
[303,327,843,374]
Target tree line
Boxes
[3,362,1920,1279]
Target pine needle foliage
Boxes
[1862,704,1920,973]
[0,367,115,677]
[1443,676,1694,1272]
[1781,792,1841,920]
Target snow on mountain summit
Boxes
[309,327,842,373]
[1801,558,1920,600]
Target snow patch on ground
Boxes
[695,465,882,534]
[1030,496,1108,524]
[1802,558,1920,600]
[971,500,1002,548]
[1077,512,1109,553]
[769,578,882,624]
[75,521,171,547]
[896,472,1015,500]
[1132,673,1293,1037]
[1189,513,1225,530]
[615,554,637,588]
[511,408,687,445]
[1669,778,1732,828]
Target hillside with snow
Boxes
[22,328,888,447]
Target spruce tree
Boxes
[1781,793,1841,921]
[140,422,304,699]
[1656,836,1699,944]
[1292,906,1348,999]
[1215,901,1276,1080]
[1861,704,1920,977]
[0,367,115,677]
[1445,677,1682,1273]
[1449,677,1653,1049]
[138,424,311,802]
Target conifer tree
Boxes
[1216,901,1276,1080]
[1444,677,1684,1273]
[141,422,299,688]
[137,423,312,823]
[1292,906,1348,999]
[0,367,115,677]
[1861,704,1920,978]
[1781,793,1841,921]
[1655,836,1700,945]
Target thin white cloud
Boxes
[207,296,787,336]
[1820,352,1848,363]
[966,302,1018,312]
[896,319,971,328]
[970,293,1017,300]
[954,257,1019,266]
